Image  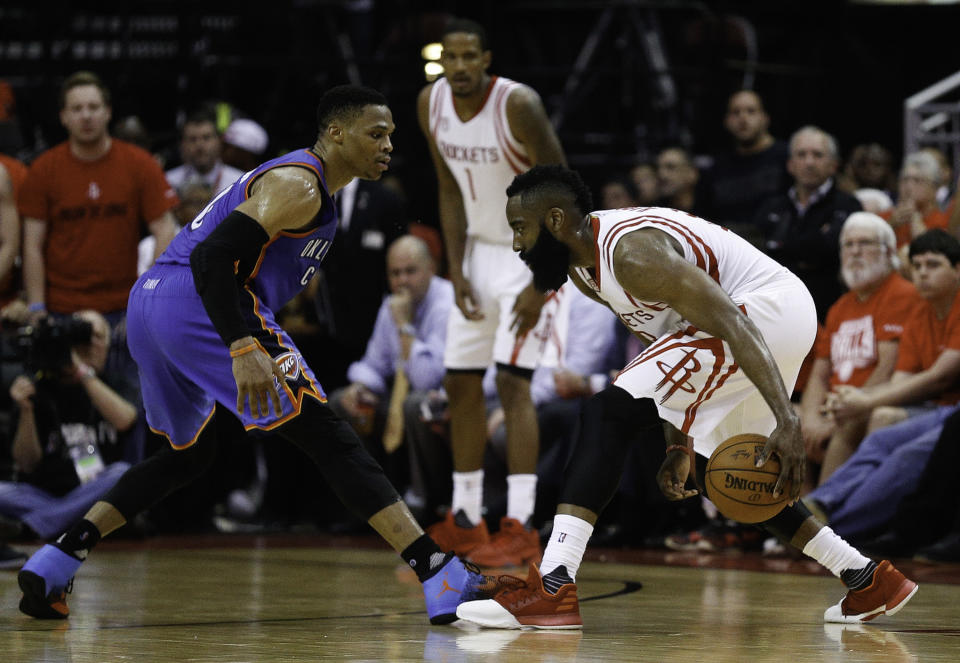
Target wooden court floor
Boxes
[1,534,958,662]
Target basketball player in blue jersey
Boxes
[17,85,513,625]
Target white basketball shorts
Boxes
[612,274,817,458]
[444,238,562,371]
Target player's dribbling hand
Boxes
[231,340,286,419]
[756,418,804,502]
[656,449,698,501]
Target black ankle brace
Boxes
[55,519,102,561]
[402,534,449,582]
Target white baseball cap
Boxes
[223,118,268,155]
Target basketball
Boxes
[704,433,790,523]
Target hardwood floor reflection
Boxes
[1,535,957,662]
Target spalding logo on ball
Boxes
[704,433,791,523]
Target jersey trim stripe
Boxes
[590,215,603,289]
[472,75,499,119]
[600,214,648,274]
[492,83,530,173]
[243,158,323,200]
[152,404,217,450]
[641,214,720,285]
[599,213,721,286]
[430,81,446,140]
[245,285,325,403]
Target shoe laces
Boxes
[463,560,484,575]
[463,560,525,590]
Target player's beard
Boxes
[519,227,570,293]
[842,260,890,291]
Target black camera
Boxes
[12,317,94,372]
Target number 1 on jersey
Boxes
[465,167,477,202]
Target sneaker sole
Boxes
[516,618,584,630]
[879,581,919,619]
[18,571,69,619]
[429,612,458,626]
[457,599,583,630]
[825,581,919,623]
[457,599,523,629]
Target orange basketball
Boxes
[704,433,790,524]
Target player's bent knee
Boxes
[277,398,400,520]
[586,385,658,428]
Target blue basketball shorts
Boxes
[127,264,326,449]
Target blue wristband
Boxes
[27,302,46,312]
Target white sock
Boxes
[539,514,594,580]
[506,474,538,525]
[452,470,484,526]
[802,526,871,577]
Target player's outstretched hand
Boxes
[756,418,804,502]
[231,340,286,419]
[656,448,698,501]
[510,283,547,336]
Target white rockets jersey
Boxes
[573,207,793,346]
[429,76,530,245]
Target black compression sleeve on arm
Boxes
[190,210,271,346]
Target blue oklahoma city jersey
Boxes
[128,148,339,449]
[157,148,336,310]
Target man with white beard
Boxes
[802,228,960,541]
[798,212,920,485]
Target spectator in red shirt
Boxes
[883,151,949,252]
[0,154,26,307]
[18,71,178,323]
[800,212,920,485]
[805,229,960,539]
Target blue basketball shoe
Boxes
[423,554,522,625]
[18,544,83,619]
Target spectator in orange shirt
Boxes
[799,212,920,485]
[0,154,27,307]
[805,229,960,539]
[17,71,178,324]
[828,228,960,425]
[884,151,949,252]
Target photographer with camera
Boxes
[0,310,139,567]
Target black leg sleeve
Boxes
[558,386,661,515]
[758,500,814,542]
[275,397,401,521]
[103,415,221,521]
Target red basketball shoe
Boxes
[468,517,542,568]
[426,510,489,557]
[456,563,582,630]
[824,560,918,623]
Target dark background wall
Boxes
[2,0,958,227]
